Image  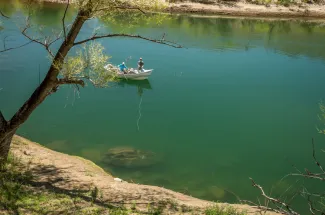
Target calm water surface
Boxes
[1,1,325,212]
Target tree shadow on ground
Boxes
[0,159,120,215]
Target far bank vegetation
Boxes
[168,0,325,7]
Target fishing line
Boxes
[125,56,132,64]
[72,87,77,106]
[137,96,143,131]
[64,85,72,108]
[38,64,40,85]
[75,87,80,99]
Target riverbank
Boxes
[3,135,280,214]
[167,1,325,19]
[42,0,325,19]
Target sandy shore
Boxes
[167,1,325,19]
[9,135,280,214]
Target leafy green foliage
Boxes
[60,42,118,87]
[101,12,170,33]
[73,0,167,18]
[92,0,164,11]
[72,0,169,33]
[1,0,173,90]
[56,0,170,87]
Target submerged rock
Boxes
[208,186,226,199]
[199,186,226,201]
[103,147,159,168]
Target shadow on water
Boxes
[117,79,152,97]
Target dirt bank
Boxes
[167,2,325,19]
[9,135,280,214]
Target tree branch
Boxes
[48,35,63,47]
[281,139,325,182]
[5,10,89,136]
[285,173,325,181]
[0,10,9,19]
[249,178,299,215]
[240,200,284,214]
[0,40,34,53]
[57,78,85,87]
[73,33,182,48]
[21,27,54,57]
[96,6,146,14]
[307,195,325,215]
[114,6,146,14]
[62,0,70,44]
[311,138,325,173]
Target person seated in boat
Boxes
[118,62,128,74]
[138,58,144,71]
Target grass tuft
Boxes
[205,204,247,215]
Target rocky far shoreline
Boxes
[42,0,325,19]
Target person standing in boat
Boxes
[138,58,144,71]
[118,62,128,74]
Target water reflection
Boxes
[1,0,325,61]
[105,16,325,60]
[117,79,152,97]
[0,0,76,27]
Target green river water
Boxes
[1,1,325,213]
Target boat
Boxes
[104,64,153,80]
[116,69,153,80]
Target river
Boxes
[1,1,325,213]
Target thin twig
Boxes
[285,157,303,174]
[96,6,146,14]
[21,27,54,57]
[306,195,325,215]
[285,173,325,181]
[312,138,325,173]
[249,178,299,215]
[287,184,302,205]
[48,35,63,47]
[240,200,283,214]
[113,6,146,14]
[0,40,34,53]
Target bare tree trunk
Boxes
[6,10,89,134]
[0,131,15,166]
[0,9,90,163]
[0,111,12,166]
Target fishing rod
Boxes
[124,56,132,64]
